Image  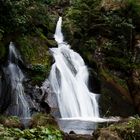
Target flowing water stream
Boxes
[49,17,100,119]
[42,17,119,134]
[2,42,30,122]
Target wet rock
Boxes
[41,79,60,117]
[41,80,58,108]
[95,129,121,140]
[126,35,140,115]
[69,131,76,134]
[63,133,94,140]
[24,80,51,114]
[127,69,140,115]
[99,69,136,117]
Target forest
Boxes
[0,0,140,139]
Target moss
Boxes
[100,69,112,81]
[29,113,59,129]
[109,118,140,140]
[94,118,140,140]
[99,68,135,116]
[100,69,131,101]
[16,33,52,84]
[105,57,134,72]
[100,68,128,90]
[0,116,23,129]
[17,34,51,66]
[29,64,50,85]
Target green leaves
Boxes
[110,118,140,140]
[0,125,62,140]
[0,0,50,34]
[32,64,47,73]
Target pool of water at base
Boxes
[57,119,98,134]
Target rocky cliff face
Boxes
[0,0,58,116]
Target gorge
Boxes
[0,0,140,139]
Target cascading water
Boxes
[2,42,30,119]
[48,17,100,119]
[42,17,119,134]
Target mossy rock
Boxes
[16,33,52,84]
[110,118,140,140]
[29,113,59,129]
[93,118,140,140]
[99,68,135,117]
[29,64,50,85]
[0,116,23,129]
[17,34,52,67]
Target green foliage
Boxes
[96,118,140,140]
[17,33,52,85]
[0,125,62,140]
[125,0,140,32]
[0,116,22,128]
[65,0,140,74]
[32,64,48,74]
[97,11,135,72]
[0,0,50,34]
[31,76,46,85]
[64,0,103,68]
[126,0,140,14]
[85,38,98,51]
[31,64,49,84]
[17,34,51,66]
[0,115,62,140]
[65,0,101,36]
[110,118,140,140]
[50,0,71,6]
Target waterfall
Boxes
[1,42,30,119]
[47,17,100,119]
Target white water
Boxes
[48,17,100,119]
[6,42,30,119]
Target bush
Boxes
[0,0,50,34]
[0,125,62,140]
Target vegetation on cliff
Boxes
[94,117,140,140]
[64,0,140,116]
[0,0,58,84]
